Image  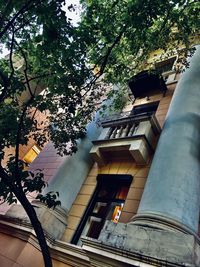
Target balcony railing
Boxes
[105,122,139,139]
[99,111,154,126]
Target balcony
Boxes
[90,112,161,165]
[128,70,167,98]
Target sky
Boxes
[63,0,81,25]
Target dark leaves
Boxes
[36,191,61,209]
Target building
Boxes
[0,46,199,266]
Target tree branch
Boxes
[82,26,126,98]
[0,0,36,39]
[0,69,9,103]
[97,26,127,76]
[14,40,34,98]
[14,93,35,185]
[9,25,15,80]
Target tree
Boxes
[80,0,199,85]
[0,1,103,266]
[0,0,199,267]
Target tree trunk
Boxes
[15,190,53,267]
[0,167,53,266]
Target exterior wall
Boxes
[91,48,200,267]
[0,233,44,267]
[62,161,150,243]
[62,80,176,243]
[0,232,74,267]
[29,142,65,190]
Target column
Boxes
[133,46,200,234]
[44,119,101,211]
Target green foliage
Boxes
[0,179,17,205]
[36,191,61,209]
[0,0,105,211]
[99,84,128,116]
[1,155,55,207]
[80,0,199,84]
[0,0,103,158]
[23,170,46,193]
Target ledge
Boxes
[81,221,200,267]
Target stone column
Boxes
[27,118,102,239]
[44,119,101,211]
[133,46,200,234]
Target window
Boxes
[155,57,177,83]
[131,101,159,116]
[155,57,176,74]
[23,145,41,164]
[71,174,133,244]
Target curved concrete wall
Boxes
[44,119,102,211]
[137,46,200,233]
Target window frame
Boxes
[71,174,133,245]
[131,101,159,116]
[155,56,177,84]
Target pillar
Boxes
[133,46,200,234]
[44,119,101,211]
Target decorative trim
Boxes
[81,236,186,267]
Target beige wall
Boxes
[0,232,44,267]
[0,232,74,267]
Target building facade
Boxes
[0,46,200,266]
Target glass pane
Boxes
[97,184,117,199]
[111,203,124,223]
[93,202,107,213]
[86,217,104,239]
[116,186,129,200]
[106,202,124,223]
[93,202,109,219]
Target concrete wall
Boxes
[0,232,44,267]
